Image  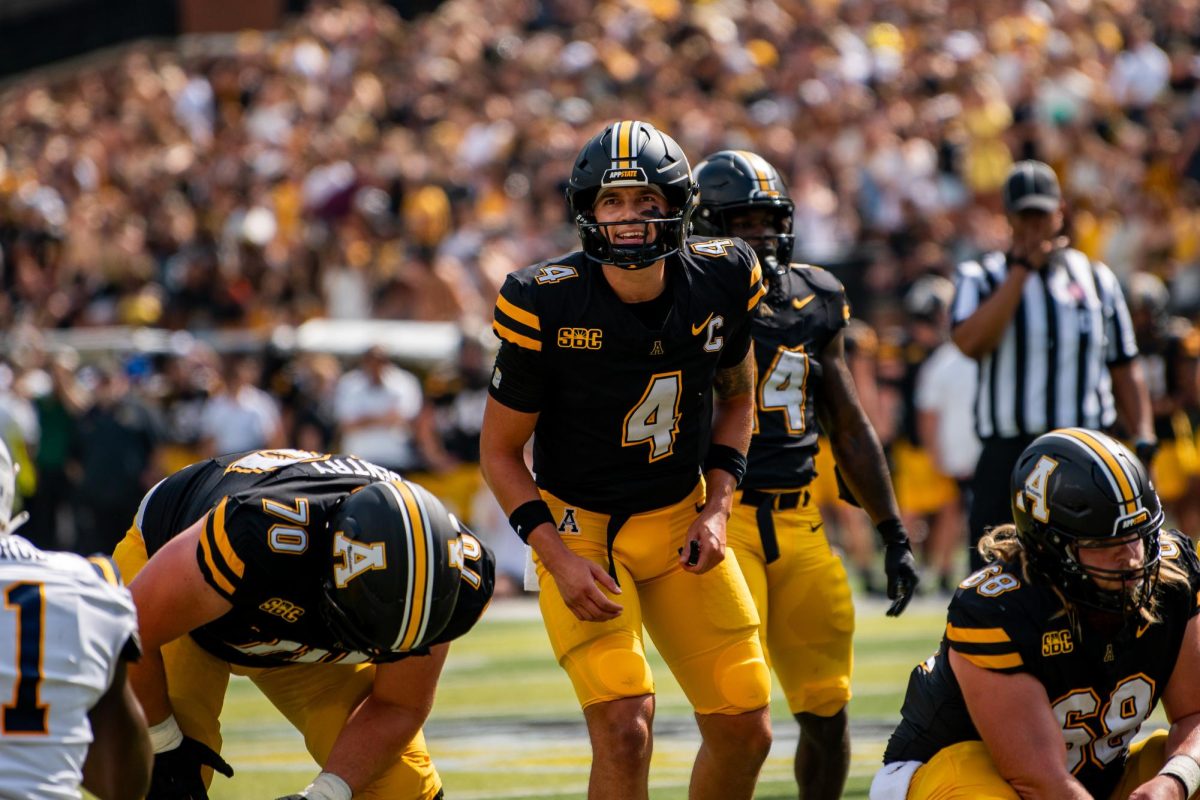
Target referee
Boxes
[950,160,1156,571]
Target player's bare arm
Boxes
[1149,615,1200,797]
[814,332,901,524]
[684,349,755,574]
[480,395,622,621]
[948,649,1092,799]
[128,514,233,724]
[318,643,450,791]
[82,661,152,800]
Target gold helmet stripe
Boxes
[1046,428,1137,515]
[381,481,430,651]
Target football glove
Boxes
[877,518,919,617]
[148,735,234,799]
[1134,438,1159,468]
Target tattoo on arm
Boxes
[714,354,754,398]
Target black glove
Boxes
[877,518,920,617]
[1134,438,1159,468]
[148,735,234,799]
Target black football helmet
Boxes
[1011,428,1163,616]
[567,120,696,270]
[693,150,795,279]
[320,479,478,657]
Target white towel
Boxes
[869,760,922,800]
[523,545,540,592]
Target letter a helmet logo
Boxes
[333,532,388,588]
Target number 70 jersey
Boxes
[0,536,140,800]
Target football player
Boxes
[874,428,1200,799]
[1127,272,1200,533]
[112,449,495,800]
[693,150,919,800]
[0,439,152,800]
[480,121,772,800]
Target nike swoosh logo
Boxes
[1136,621,1152,638]
[793,295,815,311]
[809,522,823,533]
[691,312,714,336]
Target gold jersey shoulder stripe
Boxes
[496,293,540,331]
[493,321,542,352]
[946,623,1011,644]
[957,651,1024,670]
[747,281,767,311]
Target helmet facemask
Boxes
[1025,520,1163,619]
[573,187,694,270]
[699,202,795,284]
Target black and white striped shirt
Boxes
[951,248,1138,440]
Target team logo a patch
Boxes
[558,508,580,534]
[650,340,664,356]
[332,532,387,588]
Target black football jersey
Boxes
[489,238,765,515]
[883,531,1200,798]
[744,266,849,491]
[136,449,492,667]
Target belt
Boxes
[739,489,809,564]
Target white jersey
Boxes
[0,536,139,800]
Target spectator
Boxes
[333,345,423,473]
[71,362,165,556]
[198,356,283,457]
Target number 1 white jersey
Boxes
[0,536,140,800]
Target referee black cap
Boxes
[1003,160,1061,213]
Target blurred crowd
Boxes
[3,0,1200,589]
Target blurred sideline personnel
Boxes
[894,275,972,592]
[1126,272,1200,533]
[874,428,1200,799]
[481,121,773,799]
[112,449,494,800]
[692,150,918,800]
[952,160,1155,572]
[0,439,152,800]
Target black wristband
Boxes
[876,517,908,545]
[508,500,555,544]
[703,444,748,487]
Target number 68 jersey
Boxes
[0,536,140,800]
[883,530,1200,799]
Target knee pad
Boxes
[565,633,653,707]
[707,639,771,714]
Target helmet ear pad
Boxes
[322,480,463,656]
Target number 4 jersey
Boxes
[744,265,849,491]
[489,238,765,515]
[0,536,140,800]
[883,530,1200,798]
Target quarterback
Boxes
[481,120,772,799]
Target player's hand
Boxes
[884,540,920,617]
[148,735,234,799]
[1125,773,1191,800]
[680,506,726,574]
[548,550,623,622]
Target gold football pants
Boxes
[726,488,854,716]
[535,484,771,714]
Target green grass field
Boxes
[202,593,949,799]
